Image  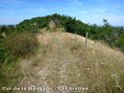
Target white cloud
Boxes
[105,15,124,26]
[79,13,124,26]
[69,0,83,6]
[26,7,48,14]
[0,0,23,4]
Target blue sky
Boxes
[0,0,124,26]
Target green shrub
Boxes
[0,32,39,64]
[117,36,124,51]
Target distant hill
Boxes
[0,24,16,26]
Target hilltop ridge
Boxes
[1,13,124,51]
[16,14,124,52]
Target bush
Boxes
[116,36,124,51]
[0,32,39,64]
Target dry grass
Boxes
[2,31,124,93]
[0,32,39,93]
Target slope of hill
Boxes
[15,13,124,52]
[12,29,124,93]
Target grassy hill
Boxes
[0,13,124,93]
[1,14,124,51]
[1,28,124,93]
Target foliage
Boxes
[116,35,124,51]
